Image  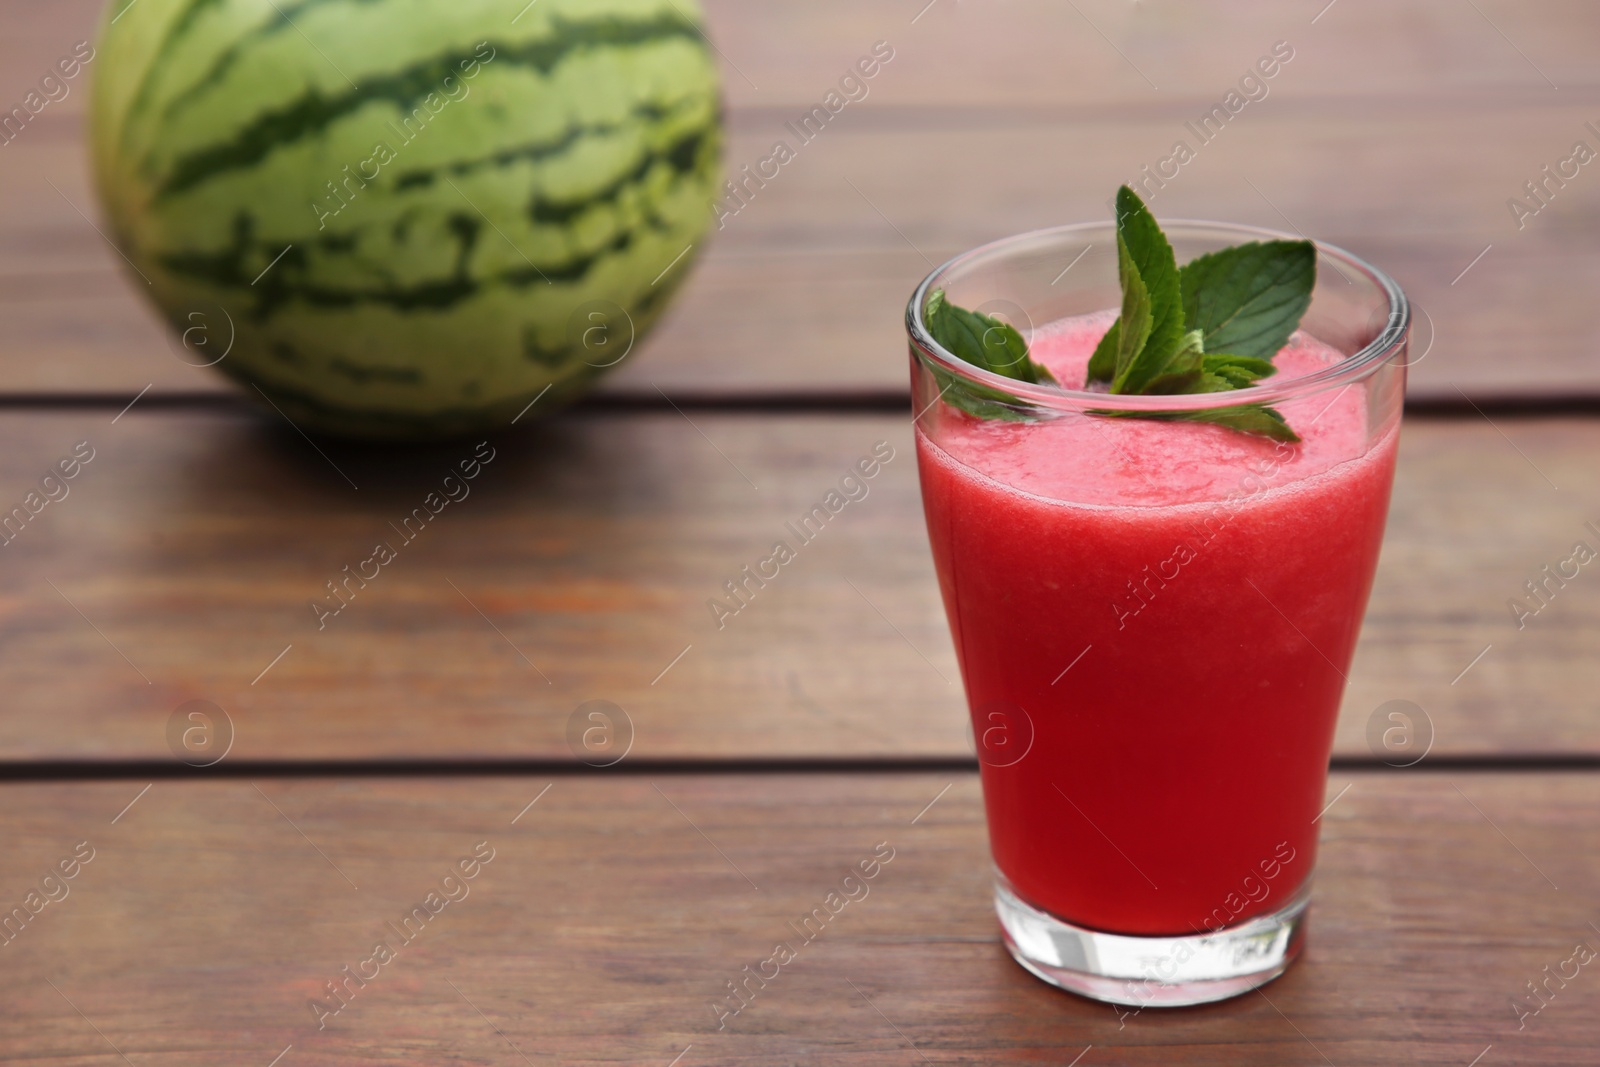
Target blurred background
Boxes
[8,0,1596,400]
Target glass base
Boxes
[994,876,1309,1007]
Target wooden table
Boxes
[3,1,1597,1063]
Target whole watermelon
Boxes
[91,0,722,437]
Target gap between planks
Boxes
[0,391,1596,419]
[0,754,1592,783]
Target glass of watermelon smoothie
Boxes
[906,220,1407,1007]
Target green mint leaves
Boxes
[923,288,1057,420]
[1091,187,1183,394]
[1180,238,1317,361]
[920,186,1315,441]
[1085,186,1311,441]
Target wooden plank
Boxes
[0,408,1590,761]
[6,104,1595,401]
[5,0,1598,116]
[699,0,1600,109]
[0,771,1593,1063]
[1,3,1597,400]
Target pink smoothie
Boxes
[917,311,1398,936]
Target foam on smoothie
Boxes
[926,310,1376,509]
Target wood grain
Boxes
[0,3,1591,1060]
[6,0,1598,115]
[0,408,1591,762]
[1,3,1596,399]
[0,771,1593,1065]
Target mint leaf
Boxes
[1086,319,1119,384]
[925,289,1056,385]
[927,366,1039,421]
[922,289,1056,420]
[1179,240,1315,359]
[1101,401,1301,442]
[1142,329,1207,394]
[1174,403,1301,442]
[1109,234,1155,391]
[1108,186,1183,394]
[1201,353,1277,388]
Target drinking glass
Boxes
[907,221,1407,1006]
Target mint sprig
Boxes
[921,186,1314,442]
[1086,186,1311,442]
[922,288,1057,421]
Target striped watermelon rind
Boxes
[92,0,722,438]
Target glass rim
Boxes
[905,219,1409,414]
